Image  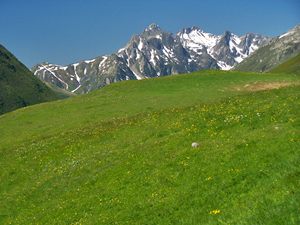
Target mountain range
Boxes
[3,24,299,115]
[32,24,270,94]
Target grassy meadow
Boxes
[0,70,299,224]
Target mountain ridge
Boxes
[234,24,300,72]
[32,24,270,94]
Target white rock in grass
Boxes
[191,142,200,148]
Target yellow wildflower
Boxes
[205,176,212,181]
[209,209,221,215]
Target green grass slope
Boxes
[0,70,299,224]
[270,53,300,75]
[0,44,61,115]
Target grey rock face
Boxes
[235,24,300,72]
[33,24,270,94]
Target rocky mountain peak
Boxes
[221,31,233,44]
[181,26,203,34]
[279,24,300,41]
[145,23,161,32]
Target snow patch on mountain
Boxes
[138,39,144,50]
[217,61,232,70]
[99,56,108,68]
[84,59,96,64]
[178,28,219,54]
[39,64,69,89]
[131,69,143,80]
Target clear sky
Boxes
[1,0,299,68]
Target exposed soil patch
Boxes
[234,82,298,92]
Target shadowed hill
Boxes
[0,44,61,114]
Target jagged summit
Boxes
[145,23,161,31]
[143,23,165,37]
[180,26,203,33]
[223,30,233,40]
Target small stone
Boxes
[191,142,200,148]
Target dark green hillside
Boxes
[270,53,300,75]
[0,44,60,114]
[0,70,299,224]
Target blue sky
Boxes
[1,0,299,68]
